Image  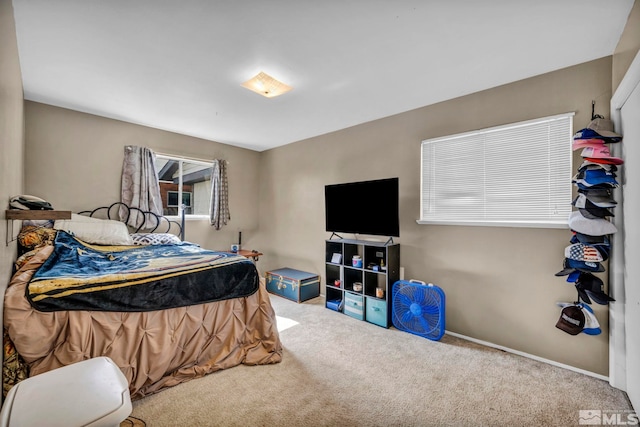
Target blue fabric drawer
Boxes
[365,297,388,327]
[344,292,364,320]
[326,299,342,311]
[266,268,320,303]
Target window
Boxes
[156,154,212,217]
[418,113,574,228]
[167,191,192,208]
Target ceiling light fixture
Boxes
[241,72,292,98]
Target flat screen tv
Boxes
[325,177,399,238]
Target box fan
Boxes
[392,280,445,341]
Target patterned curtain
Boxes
[209,159,230,230]
[120,145,163,228]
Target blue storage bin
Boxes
[326,299,342,311]
[365,297,387,327]
[344,292,364,320]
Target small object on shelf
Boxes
[331,253,342,264]
[376,287,385,299]
[326,299,342,312]
[353,282,363,292]
[236,249,262,262]
[380,259,386,271]
[352,255,362,268]
[334,279,341,288]
[9,195,53,211]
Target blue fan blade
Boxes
[419,316,435,334]
[421,304,440,315]
[396,292,412,308]
[413,288,425,305]
[401,310,413,324]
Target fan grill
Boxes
[392,281,445,341]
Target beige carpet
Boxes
[129,295,633,426]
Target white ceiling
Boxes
[12,1,635,152]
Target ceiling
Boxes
[12,1,635,152]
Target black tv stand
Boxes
[324,238,400,328]
[384,237,394,246]
[329,232,344,240]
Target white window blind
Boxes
[419,113,574,228]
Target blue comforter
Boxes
[27,231,258,312]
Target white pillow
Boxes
[130,233,182,246]
[54,214,134,245]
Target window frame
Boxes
[156,153,213,219]
[166,190,193,208]
[417,112,575,229]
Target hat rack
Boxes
[591,100,605,121]
[555,108,622,336]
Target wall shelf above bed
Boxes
[5,210,72,220]
[5,210,72,246]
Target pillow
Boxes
[17,225,57,252]
[54,214,134,245]
[130,233,182,246]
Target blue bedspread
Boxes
[27,231,258,312]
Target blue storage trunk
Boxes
[266,268,320,303]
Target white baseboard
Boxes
[445,330,609,382]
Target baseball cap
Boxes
[555,257,605,276]
[572,169,618,187]
[586,118,622,141]
[572,138,606,151]
[579,303,602,335]
[580,146,624,165]
[576,272,615,305]
[578,207,614,220]
[567,236,610,261]
[573,119,622,143]
[573,193,617,209]
[578,160,617,173]
[584,157,625,166]
[571,232,609,245]
[575,182,618,191]
[566,270,581,283]
[555,302,602,334]
[555,305,585,335]
[564,243,604,262]
[568,211,617,236]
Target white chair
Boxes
[0,357,132,427]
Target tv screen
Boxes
[325,177,399,237]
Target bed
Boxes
[3,203,282,400]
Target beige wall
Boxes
[0,0,25,325]
[24,102,261,251]
[257,57,613,375]
[12,3,637,378]
[613,0,640,93]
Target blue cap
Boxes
[566,270,581,283]
[573,128,622,143]
[555,258,605,276]
[573,169,618,186]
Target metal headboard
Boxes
[78,202,184,241]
